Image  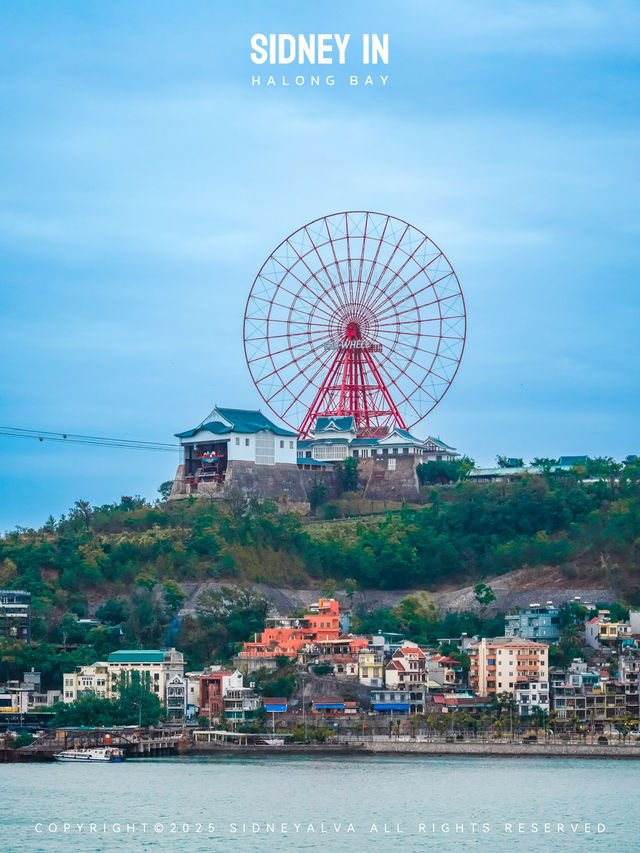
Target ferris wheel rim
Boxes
[243,211,466,434]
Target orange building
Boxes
[469,637,549,697]
[238,599,342,660]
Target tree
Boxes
[158,481,174,500]
[473,583,496,612]
[338,456,360,493]
[96,599,128,626]
[531,458,559,473]
[496,456,523,468]
[70,500,93,530]
[309,481,328,512]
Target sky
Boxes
[0,0,638,531]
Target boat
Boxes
[54,747,125,762]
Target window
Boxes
[388,458,396,471]
[255,431,275,465]
[305,451,312,458]
[245,438,250,447]
[235,437,240,445]
[314,443,349,461]
[289,441,294,449]
[393,447,398,454]
[280,440,284,448]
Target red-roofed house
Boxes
[384,645,427,689]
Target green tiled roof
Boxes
[108,650,166,663]
[176,407,296,439]
[427,436,457,450]
[314,416,356,432]
[216,408,296,435]
[175,421,232,438]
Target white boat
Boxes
[54,746,125,762]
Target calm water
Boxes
[1,754,636,852]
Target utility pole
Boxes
[301,675,308,742]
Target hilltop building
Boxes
[170,406,307,505]
[170,405,461,506]
[297,416,458,464]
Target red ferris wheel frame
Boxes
[243,211,466,437]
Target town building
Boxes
[106,649,185,705]
[165,674,188,719]
[514,680,550,718]
[0,670,61,713]
[384,646,427,689]
[618,655,640,717]
[585,611,633,649]
[236,599,342,669]
[358,649,384,687]
[199,669,244,721]
[371,688,427,714]
[223,685,261,724]
[426,654,465,688]
[370,631,407,657]
[505,603,561,643]
[63,662,109,703]
[0,590,31,641]
[468,637,549,697]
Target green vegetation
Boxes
[0,457,639,681]
[416,456,474,484]
[52,676,163,727]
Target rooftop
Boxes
[177,406,296,439]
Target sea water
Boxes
[1,754,635,852]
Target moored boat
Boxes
[54,747,125,762]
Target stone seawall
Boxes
[360,740,640,759]
[185,740,640,760]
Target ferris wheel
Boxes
[243,211,466,437]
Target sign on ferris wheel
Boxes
[243,211,466,438]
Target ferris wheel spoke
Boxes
[248,334,329,365]
[373,346,439,405]
[375,274,459,322]
[285,233,346,315]
[250,294,334,325]
[364,233,430,316]
[262,270,340,322]
[371,358,425,423]
[270,255,344,319]
[375,331,460,364]
[354,211,371,305]
[357,215,391,312]
[323,216,352,308]
[261,345,334,401]
[373,280,457,326]
[358,222,413,313]
[365,246,443,317]
[301,230,348,315]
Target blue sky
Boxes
[1,1,638,530]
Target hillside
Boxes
[1,468,638,685]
